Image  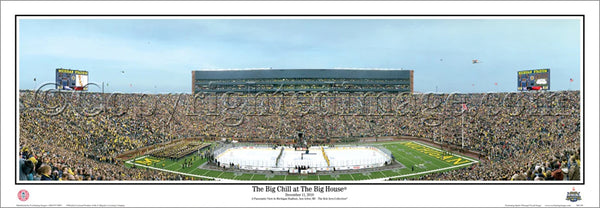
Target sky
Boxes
[18,18,581,93]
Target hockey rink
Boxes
[215,145,392,171]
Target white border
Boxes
[2,1,598,207]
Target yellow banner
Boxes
[518,69,548,75]
[57,68,88,75]
[57,69,74,74]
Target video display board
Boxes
[55,68,88,91]
[517,68,550,91]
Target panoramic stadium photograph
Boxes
[16,17,582,182]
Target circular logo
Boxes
[17,189,29,201]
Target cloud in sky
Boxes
[18,18,581,93]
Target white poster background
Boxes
[76,74,88,88]
[2,1,598,207]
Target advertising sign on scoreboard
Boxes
[517,68,550,91]
[55,68,89,91]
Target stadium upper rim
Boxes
[195,68,409,71]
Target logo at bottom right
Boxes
[566,187,582,202]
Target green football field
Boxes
[125,141,478,181]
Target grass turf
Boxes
[126,141,478,181]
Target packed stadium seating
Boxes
[18,90,580,181]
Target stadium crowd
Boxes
[18,89,580,181]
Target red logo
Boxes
[18,189,29,201]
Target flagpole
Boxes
[461,113,464,149]
[461,104,466,150]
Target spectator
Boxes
[38,165,53,181]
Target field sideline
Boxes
[124,141,479,181]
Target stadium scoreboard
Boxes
[517,68,550,91]
[56,68,88,91]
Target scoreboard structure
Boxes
[192,69,413,94]
[55,68,89,91]
[517,69,550,91]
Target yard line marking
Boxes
[385,161,476,180]
[394,144,450,170]
[411,141,479,163]
[199,169,210,176]
[125,159,218,180]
